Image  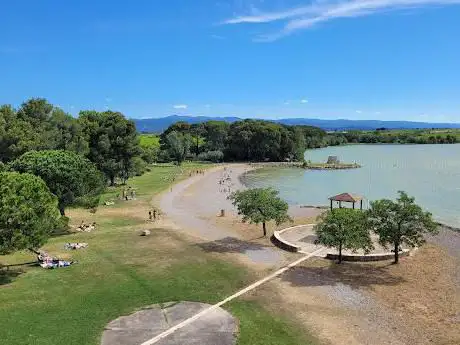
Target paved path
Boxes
[101,302,238,345]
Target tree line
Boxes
[332,129,459,145]
[156,121,460,165]
[0,98,143,183]
[157,120,331,164]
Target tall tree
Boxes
[0,99,89,162]
[163,131,192,165]
[79,110,140,185]
[48,108,89,155]
[0,172,60,254]
[0,104,43,162]
[314,208,373,264]
[203,121,229,152]
[10,150,105,216]
[190,123,205,155]
[367,191,438,264]
[16,98,53,126]
[230,188,291,236]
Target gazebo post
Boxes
[329,193,364,212]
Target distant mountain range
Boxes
[134,115,460,133]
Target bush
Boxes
[140,146,159,164]
[74,195,101,209]
[157,149,171,163]
[130,156,148,177]
[197,150,224,162]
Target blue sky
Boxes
[1,0,460,122]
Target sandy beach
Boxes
[157,164,460,345]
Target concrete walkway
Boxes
[101,302,238,345]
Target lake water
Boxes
[241,144,460,227]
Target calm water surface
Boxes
[241,144,460,227]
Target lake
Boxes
[241,144,460,227]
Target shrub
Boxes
[197,150,224,162]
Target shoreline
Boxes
[237,164,459,260]
[239,164,460,230]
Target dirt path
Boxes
[158,165,288,265]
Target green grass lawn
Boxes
[0,163,317,345]
[139,134,160,148]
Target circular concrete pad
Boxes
[101,301,238,345]
[280,225,409,261]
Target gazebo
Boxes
[329,193,363,210]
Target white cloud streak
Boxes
[223,0,460,41]
[173,104,188,109]
[301,99,309,103]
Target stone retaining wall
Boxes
[326,250,410,262]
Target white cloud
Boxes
[223,0,460,41]
[375,111,381,115]
[356,110,362,114]
[223,6,320,24]
[173,104,188,109]
[105,97,112,103]
[204,104,211,108]
[284,101,290,105]
[211,34,225,40]
[300,99,309,104]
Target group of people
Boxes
[75,221,96,232]
[218,168,234,196]
[64,242,88,250]
[121,186,136,201]
[148,209,159,221]
[37,251,75,269]
[189,169,205,177]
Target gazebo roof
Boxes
[329,192,363,203]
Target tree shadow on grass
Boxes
[51,228,73,237]
[0,268,25,285]
[281,262,406,290]
[197,237,271,254]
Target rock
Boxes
[141,230,151,236]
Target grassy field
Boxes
[139,133,160,148]
[0,163,316,345]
